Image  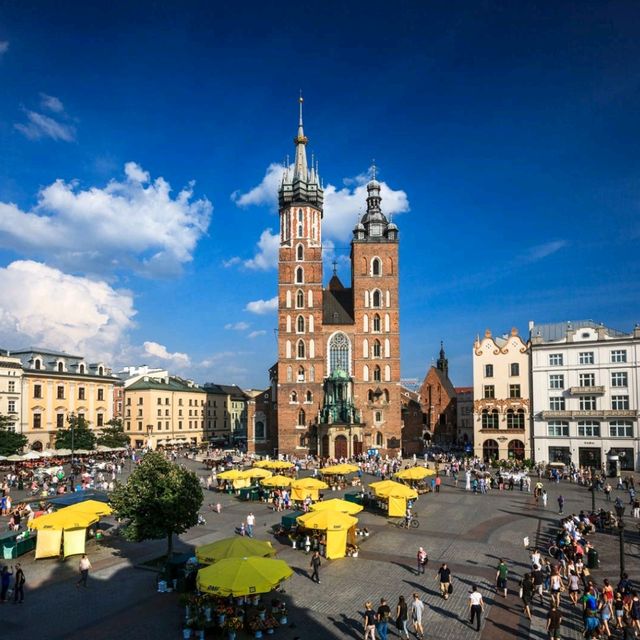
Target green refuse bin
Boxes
[587,547,598,569]
[239,488,251,501]
[344,492,363,505]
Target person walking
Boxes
[310,550,321,584]
[376,598,391,640]
[363,601,377,640]
[416,547,427,575]
[436,562,452,600]
[395,595,409,640]
[495,559,508,598]
[468,585,485,632]
[542,490,548,508]
[76,554,92,588]
[410,593,424,639]
[557,494,565,514]
[546,603,562,639]
[520,573,534,620]
[246,512,255,538]
[12,563,25,604]
[0,565,13,602]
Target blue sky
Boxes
[0,1,639,388]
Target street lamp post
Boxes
[614,503,626,577]
[590,476,597,513]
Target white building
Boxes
[530,320,640,472]
[0,351,23,431]
[472,328,531,461]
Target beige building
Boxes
[0,351,23,431]
[123,375,207,448]
[203,384,249,446]
[13,348,118,451]
[472,329,531,461]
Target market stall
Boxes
[370,480,418,517]
[309,498,363,515]
[296,509,358,559]
[260,475,292,488]
[196,537,276,564]
[395,467,436,494]
[290,477,327,502]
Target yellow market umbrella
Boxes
[373,480,418,500]
[320,464,359,475]
[30,509,98,531]
[260,475,292,488]
[217,469,246,480]
[335,464,360,474]
[65,500,113,517]
[395,467,436,481]
[297,509,358,531]
[196,537,276,564]
[260,460,294,470]
[244,468,273,479]
[197,557,292,596]
[369,480,399,493]
[291,477,328,490]
[310,498,363,515]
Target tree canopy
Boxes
[0,415,27,457]
[54,413,97,450]
[96,419,130,448]
[110,451,203,554]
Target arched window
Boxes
[309,339,315,358]
[372,290,381,308]
[384,365,391,381]
[483,439,499,461]
[286,316,291,332]
[328,332,351,375]
[290,391,297,403]
[309,315,314,332]
[98,366,104,376]
[373,340,381,358]
[363,365,369,382]
[373,365,381,382]
[286,340,292,359]
[482,409,499,429]
[309,365,315,382]
[373,314,381,332]
[306,390,313,403]
[371,257,381,276]
[283,211,290,241]
[383,389,390,403]
[297,366,305,382]
[374,411,382,423]
[297,315,305,333]
[295,267,304,284]
[297,340,305,359]
[376,432,383,447]
[34,358,41,370]
[79,364,85,374]
[286,290,291,308]
[57,362,64,372]
[384,339,390,357]
[297,209,304,237]
[362,339,369,358]
[296,244,304,261]
[386,290,390,307]
[363,314,369,332]
[385,314,390,332]
[286,366,292,382]
[296,289,304,308]
[308,290,313,307]
[508,439,525,460]
[255,421,265,439]
[364,290,369,307]
[298,408,306,425]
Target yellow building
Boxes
[123,375,207,448]
[13,349,118,451]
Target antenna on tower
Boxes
[371,159,377,181]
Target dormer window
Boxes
[57,362,64,373]
[34,358,42,370]
[98,366,104,376]
[78,363,85,374]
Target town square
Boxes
[1,2,640,639]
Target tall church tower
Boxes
[275,98,325,453]
[351,173,402,451]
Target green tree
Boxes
[110,451,203,555]
[55,413,97,450]
[96,418,130,448]
[0,414,27,457]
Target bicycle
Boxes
[394,511,420,529]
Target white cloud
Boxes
[225,321,250,331]
[0,41,8,56]
[229,165,409,268]
[40,93,64,113]
[248,330,267,339]
[142,341,190,368]
[0,162,212,277]
[0,260,135,362]
[522,240,567,263]
[245,296,278,315]
[232,163,284,209]
[14,110,76,142]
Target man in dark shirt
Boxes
[436,563,452,600]
[546,603,562,639]
[376,598,391,640]
[363,601,377,640]
[532,565,545,605]
[13,563,25,603]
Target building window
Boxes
[372,313,381,332]
[549,354,563,366]
[98,366,104,375]
[372,290,381,308]
[549,396,565,410]
[611,395,629,410]
[481,409,499,429]
[34,358,41,370]
[296,244,304,261]
[297,209,303,237]
[290,391,298,403]
[484,364,494,378]
[509,384,521,399]
[305,390,313,403]
[328,332,351,375]
[78,387,86,400]
[547,421,569,437]
[255,420,265,439]
[126,398,131,406]
[609,421,633,437]
[510,363,519,376]
[373,366,381,382]
[483,385,495,399]
[57,362,64,372]
[79,364,85,374]
[56,414,64,429]
[611,372,628,387]
[57,385,65,400]
[297,315,305,333]
[295,267,304,284]
[579,373,595,387]
[549,375,564,389]
[373,340,381,358]
[97,414,104,427]
[8,381,15,393]
[371,257,381,276]
[33,414,42,429]
[611,350,627,363]
[506,409,525,429]
[579,352,594,365]
[97,388,104,401]
[577,421,600,437]
[374,411,382,423]
[580,396,597,411]
[33,384,42,399]
[298,408,305,425]
[8,400,15,413]
[297,340,305,359]
[297,366,305,382]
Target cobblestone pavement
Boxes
[2,459,639,640]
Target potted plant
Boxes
[224,616,243,640]
[257,603,267,620]
[263,616,280,635]
[249,617,265,638]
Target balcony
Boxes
[568,386,605,395]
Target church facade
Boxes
[271,100,402,458]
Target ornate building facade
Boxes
[472,328,531,461]
[274,100,402,457]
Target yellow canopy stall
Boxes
[290,477,328,502]
[260,475,292,488]
[395,467,436,481]
[254,460,295,470]
[197,557,293,596]
[34,528,63,559]
[370,480,418,517]
[310,498,363,515]
[243,468,273,479]
[297,510,358,559]
[217,469,251,489]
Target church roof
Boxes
[323,288,354,325]
[328,273,345,290]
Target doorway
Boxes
[334,435,348,459]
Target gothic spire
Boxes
[293,94,308,182]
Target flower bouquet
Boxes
[263,616,280,635]
[224,617,243,631]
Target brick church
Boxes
[265,99,402,458]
